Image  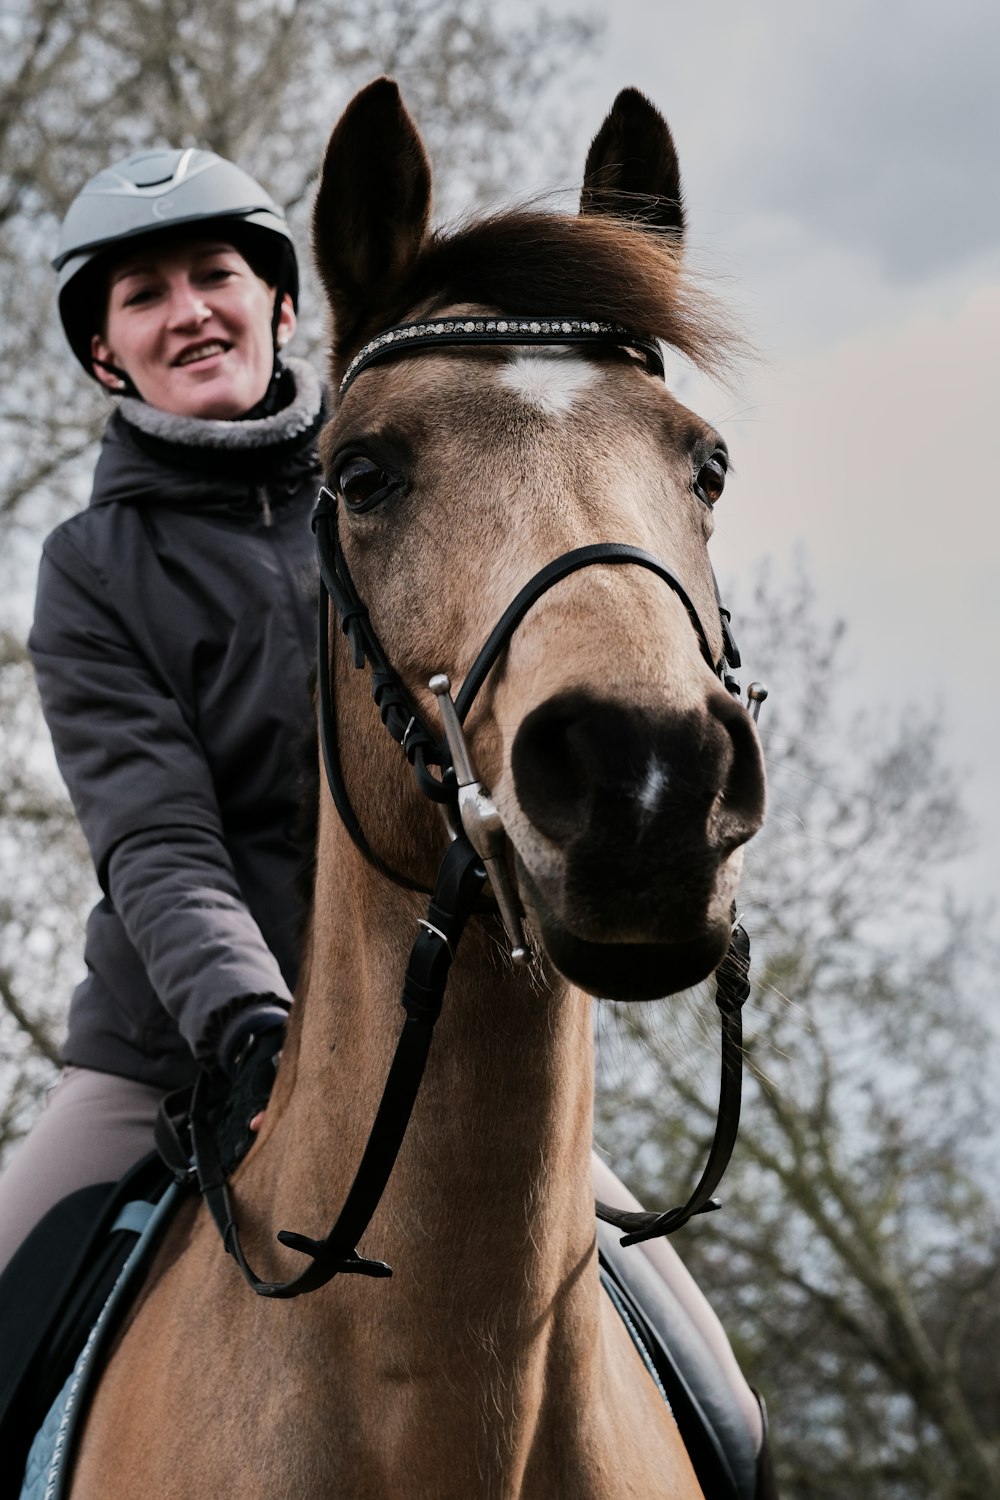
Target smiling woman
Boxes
[94,240,296,418]
[0,147,324,1275]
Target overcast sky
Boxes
[537,0,999,905]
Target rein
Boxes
[179,315,765,1296]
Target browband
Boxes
[340,317,666,398]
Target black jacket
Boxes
[28,358,325,1089]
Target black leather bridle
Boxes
[181,316,760,1297]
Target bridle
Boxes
[182,315,767,1298]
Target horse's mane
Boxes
[377,208,740,381]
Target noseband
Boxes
[185,316,764,1298]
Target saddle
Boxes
[0,1152,775,1498]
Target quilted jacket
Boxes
[28,358,325,1088]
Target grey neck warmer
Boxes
[117,357,323,453]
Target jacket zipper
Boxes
[257,485,274,527]
[267,490,317,664]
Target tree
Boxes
[595,564,1000,1499]
[0,0,598,1161]
[0,630,91,1148]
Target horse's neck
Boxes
[254,823,602,1449]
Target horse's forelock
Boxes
[336,210,741,385]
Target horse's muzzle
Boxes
[509,689,765,986]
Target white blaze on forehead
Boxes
[498,346,598,416]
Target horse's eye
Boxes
[334,454,397,512]
[694,454,727,505]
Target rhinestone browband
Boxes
[339,317,666,398]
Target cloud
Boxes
[581,0,1000,298]
[710,280,996,615]
[702,280,1000,897]
[709,2,998,279]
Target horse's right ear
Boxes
[313,78,432,350]
[580,88,684,241]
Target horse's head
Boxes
[312,79,765,1001]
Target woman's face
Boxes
[91,239,296,418]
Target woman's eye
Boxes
[694,454,727,505]
[335,454,397,511]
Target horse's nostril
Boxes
[511,693,600,844]
[707,690,766,850]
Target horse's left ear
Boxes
[313,77,432,351]
[580,88,684,241]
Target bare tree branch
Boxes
[0,966,60,1066]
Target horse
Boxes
[69,80,766,1498]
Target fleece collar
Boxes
[117,357,323,453]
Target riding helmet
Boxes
[53,147,299,377]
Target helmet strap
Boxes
[271,278,296,355]
[267,282,295,390]
[91,355,142,401]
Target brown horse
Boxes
[70,81,766,1498]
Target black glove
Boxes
[214,1021,285,1174]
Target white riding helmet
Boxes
[53,147,299,377]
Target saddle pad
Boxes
[0,1153,179,1500]
[19,1185,180,1500]
[599,1260,671,1408]
[598,1220,760,1500]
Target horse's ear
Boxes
[313,77,432,346]
[580,88,684,240]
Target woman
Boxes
[0,147,325,1272]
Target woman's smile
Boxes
[172,338,231,368]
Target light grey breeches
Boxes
[0,1066,165,1276]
